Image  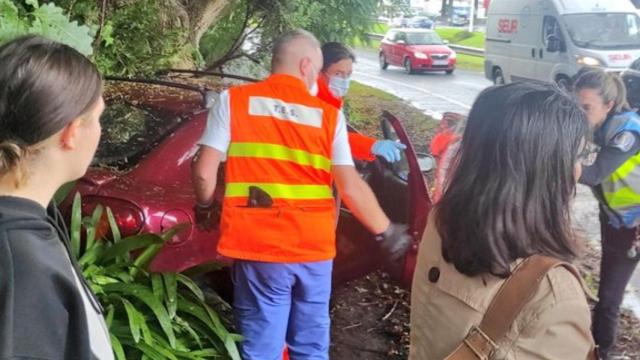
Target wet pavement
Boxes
[353,48,640,317]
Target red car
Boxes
[379,28,457,75]
[61,72,432,287]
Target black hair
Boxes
[436,81,589,277]
[0,35,102,179]
[321,42,356,72]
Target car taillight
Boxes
[82,196,145,240]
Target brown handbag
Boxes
[444,255,598,360]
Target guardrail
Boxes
[365,33,485,57]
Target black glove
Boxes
[194,203,219,231]
[375,223,412,265]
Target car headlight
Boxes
[576,55,603,67]
[415,52,428,59]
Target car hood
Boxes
[408,45,452,54]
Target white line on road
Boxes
[353,70,472,110]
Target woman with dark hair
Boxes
[410,82,596,359]
[316,42,405,163]
[574,68,640,359]
[0,36,112,359]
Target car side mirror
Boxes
[546,35,561,53]
[416,153,435,174]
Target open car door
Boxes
[333,111,433,286]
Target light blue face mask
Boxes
[328,76,351,98]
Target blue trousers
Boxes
[232,260,333,360]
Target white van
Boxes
[485,0,640,88]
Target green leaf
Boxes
[151,274,164,301]
[174,316,202,349]
[70,192,82,260]
[103,283,176,349]
[100,234,163,264]
[29,2,94,55]
[110,333,127,360]
[121,298,142,343]
[79,243,105,268]
[0,0,28,42]
[85,204,104,252]
[92,275,120,286]
[130,243,163,277]
[224,334,242,360]
[176,274,205,303]
[163,273,178,319]
[106,207,122,243]
[138,343,178,360]
[53,181,76,205]
[105,305,115,328]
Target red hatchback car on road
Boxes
[379,28,457,75]
[61,72,433,288]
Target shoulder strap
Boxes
[445,255,597,360]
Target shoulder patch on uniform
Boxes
[612,131,636,152]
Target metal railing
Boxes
[365,33,485,57]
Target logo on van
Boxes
[498,19,518,34]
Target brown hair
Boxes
[436,82,589,278]
[0,35,102,183]
[321,42,356,72]
[573,67,629,114]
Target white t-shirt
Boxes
[198,90,354,166]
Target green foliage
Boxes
[69,193,241,359]
[93,0,188,76]
[0,0,94,55]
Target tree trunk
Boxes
[441,0,447,16]
[185,0,231,48]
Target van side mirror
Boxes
[546,35,562,53]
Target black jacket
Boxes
[0,196,104,359]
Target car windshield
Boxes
[406,32,443,45]
[564,13,640,50]
[94,102,182,169]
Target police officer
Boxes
[575,67,640,360]
[191,29,411,360]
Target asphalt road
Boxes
[352,48,640,317]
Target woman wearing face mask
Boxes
[574,68,640,360]
[316,42,405,163]
[0,36,113,359]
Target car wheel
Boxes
[379,53,388,70]
[493,68,505,85]
[556,76,571,91]
[445,69,454,75]
[404,58,414,75]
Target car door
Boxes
[333,112,432,286]
[381,30,397,64]
[394,32,408,65]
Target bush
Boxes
[68,193,241,360]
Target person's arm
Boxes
[191,91,231,228]
[331,112,410,263]
[580,131,640,187]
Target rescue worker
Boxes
[316,42,406,163]
[574,68,640,360]
[191,29,411,360]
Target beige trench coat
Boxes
[410,215,596,360]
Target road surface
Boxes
[353,48,640,317]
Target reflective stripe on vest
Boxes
[228,142,332,172]
[225,182,333,200]
[217,74,340,263]
[601,112,640,228]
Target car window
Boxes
[382,119,410,181]
[395,32,407,43]
[94,102,182,169]
[406,32,444,45]
[543,16,564,47]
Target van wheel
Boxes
[379,53,389,70]
[493,68,505,85]
[404,58,414,74]
[556,76,571,91]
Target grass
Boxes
[435,28,485,48]
[344,81,438,153]
[455,53,485,72]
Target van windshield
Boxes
[564,13,640,50]
[406,32,444,45]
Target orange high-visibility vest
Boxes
[217,74,340,263]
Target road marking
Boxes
[353,70,472,110]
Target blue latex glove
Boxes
[371,140,407,163]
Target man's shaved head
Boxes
[271,29,323,90]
